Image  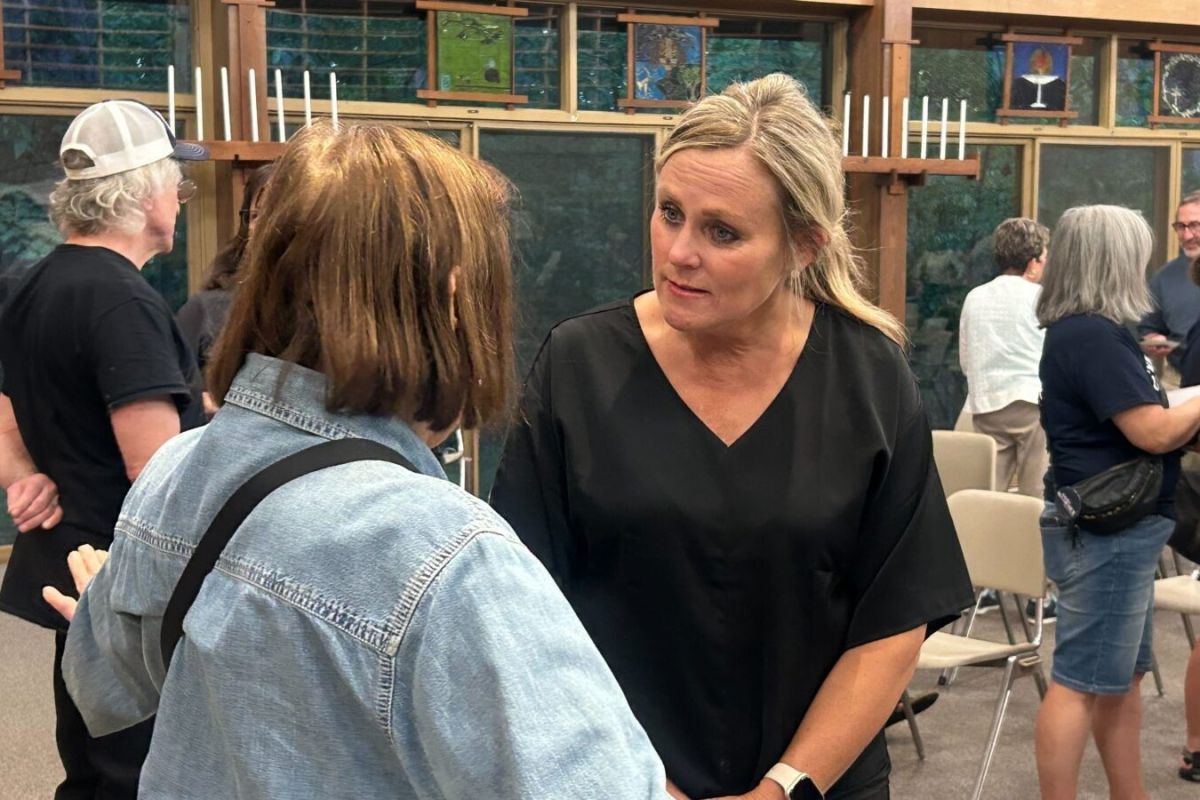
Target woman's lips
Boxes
[666,279,708,297]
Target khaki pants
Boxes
[972,400,1049,498]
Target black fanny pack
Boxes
[1054,457,1163,536]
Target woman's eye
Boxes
[711,225,737,244]
[659,204,682,224]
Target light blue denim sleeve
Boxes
[62,532,167,738]
[392,530,672,800]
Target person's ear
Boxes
[791,226,830,271]
[448,267,460,329]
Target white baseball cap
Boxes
[60,99,209,181]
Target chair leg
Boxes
[900,689,926,760]
[1184,613,1197,650]
[998,595,1017,645]
[971,656,1018,800]
[942,590,984,687]
[1015,593,1035,643]
[1150,649,1165,697]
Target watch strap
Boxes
[765,763,824,800]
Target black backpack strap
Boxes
[160,438,416,668]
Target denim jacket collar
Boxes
[222,353,446,479]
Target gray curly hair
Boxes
[48,153,181,236]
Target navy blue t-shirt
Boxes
[1041,313,1179,516]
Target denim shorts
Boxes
[1040,503,1173,695]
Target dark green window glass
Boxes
[267,1,559,108]
[1037,144,1170,266]
[474,131,653,496]
[906,143,1022,429]
[1117,40,1155,127]
[1185,149,1200,195]
[912,30,1099,125]
[578,10,828,113]
[3,0,190,91]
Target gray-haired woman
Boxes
[1034,205,1200,799]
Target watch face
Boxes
[790,777,824,800]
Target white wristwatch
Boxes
[765,762,823,800]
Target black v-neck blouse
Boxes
[491,297,973,799]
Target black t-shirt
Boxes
[0,244,200,629]
[1040,313,1179,515]
[491,298,973,800]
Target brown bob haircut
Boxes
[207,122,514,431]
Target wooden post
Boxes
[847,0,917,323]
[222,0,274,142]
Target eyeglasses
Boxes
[1172,221,1200,236]
[177,179,197,204]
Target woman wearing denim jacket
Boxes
[1034,205,1200,799]
[44,123,675,799]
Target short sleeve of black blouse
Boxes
[91,297,193,411]
[845,394,968,648]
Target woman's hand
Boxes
[42,544,108,623]
[706,778,786,800]
[7,471,63,532]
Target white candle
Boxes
[220,66,232,142]
[275,69,286,142]
[248,68,259,143]
[901,97,909,159]
[958,99,967,160]
[881,96,890,159]
[939,97,949,160]
[167,65,176,132]
[861,94,870,158]
[194,66,204,141]
[303,71,312,126]
[842,92,850,157]
[330,72,338,128]
[920,96,929,159]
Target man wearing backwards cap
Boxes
[0,99,206,799]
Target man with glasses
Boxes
[0,99,206,799]
[1139,190,1200,389]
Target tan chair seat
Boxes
[1155,575,1200,615]
[918,631,1039,671]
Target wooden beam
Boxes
[847,0,917,322]
[913,0,1200,28]
[616,13,721,27]
[417,90,529,104]
[415,1,530,16]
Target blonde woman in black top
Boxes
[492,74,973,800]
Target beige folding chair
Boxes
[1155,569,1200,648]
[932,430,997,496]
[901,490,1047,800]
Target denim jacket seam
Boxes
[118,517,392,651]
[225,386,357,440]
[214,559,393,651]
[377,518,519,743]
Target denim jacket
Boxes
[63,354,669,799]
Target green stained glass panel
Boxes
[906,144,1022,429]
[474,131,653,496]
[1185,150,1200,194]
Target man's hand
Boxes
[1141,333,1175,358]
[7,472,63,532]
[667,778,691,799]
[707,779,787,800]
[42,544,108,623]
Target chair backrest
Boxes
[932,430,997,496]
[947,489,1046,597]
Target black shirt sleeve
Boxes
[91,297,192,411]
[844,390,974,649]
[491,334,574,587]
